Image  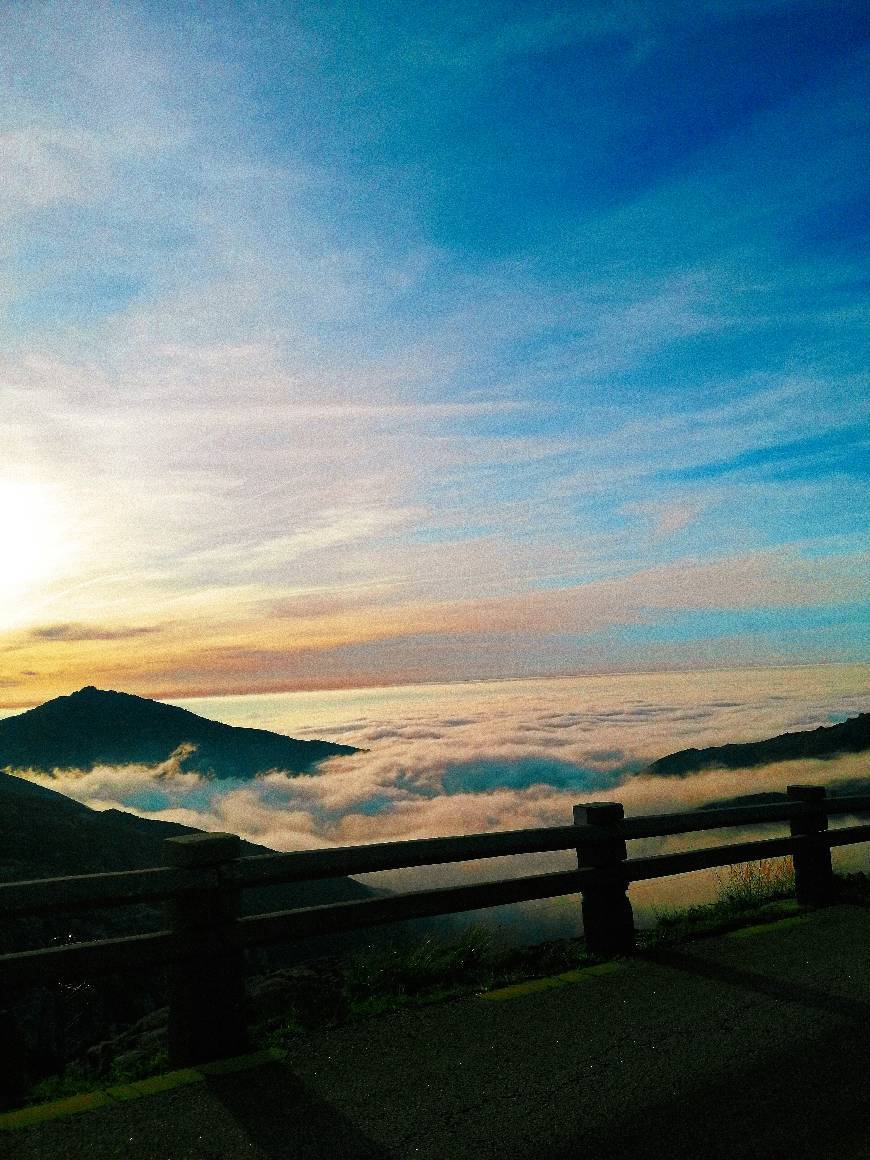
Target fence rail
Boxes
[0,865,216,917]
[2,784,868,1068]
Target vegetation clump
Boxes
[254,925,591,1043]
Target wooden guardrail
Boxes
[2,784,869,1068]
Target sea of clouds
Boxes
[14,667,870,936]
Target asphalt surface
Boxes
[5,904,870,1160]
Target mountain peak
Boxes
[0,688,359,779]
[70,685,135,699]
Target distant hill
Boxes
[644,712,870,779]
[699,778,870,812]
[0,686,359,779]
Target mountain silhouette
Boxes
[645,712,870,778]
[0,686,359,778]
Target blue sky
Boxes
[0,0,867,704]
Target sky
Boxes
[1,0,868,708]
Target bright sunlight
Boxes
[0,480,73,626]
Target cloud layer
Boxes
[13,666,869,930]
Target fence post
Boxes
[163,833,248,1067]
[787,785,834,907]
[573,802,635,956]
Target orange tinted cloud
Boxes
[2,547,866,707]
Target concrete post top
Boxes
[573,802,624,826]
[786,785,827,801]
[163,832,241,868]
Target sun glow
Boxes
[0,480,75,625]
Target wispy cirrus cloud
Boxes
[26,623,159,642]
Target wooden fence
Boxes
[2,783,869,1068]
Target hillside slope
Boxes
[0,770,373,1097]
[0,769,369,914]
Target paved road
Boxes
[5,905,870,1160]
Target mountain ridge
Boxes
[644,712,870,778]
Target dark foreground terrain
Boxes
[4,904,869,1160]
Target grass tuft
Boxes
[644,858,797,947]
[715,858,795,908]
